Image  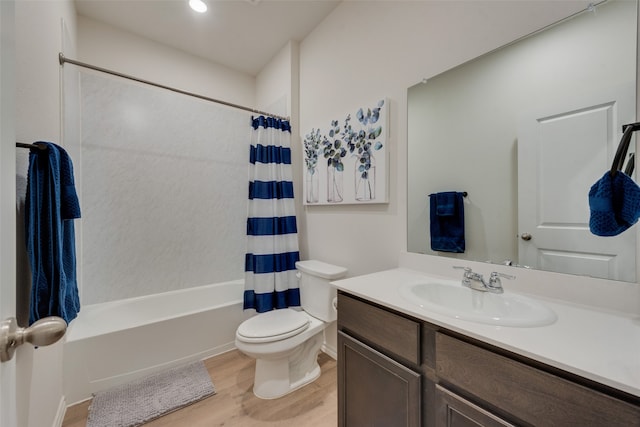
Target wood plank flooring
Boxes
[62,350,337,427]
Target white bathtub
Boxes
[63,280,253,404]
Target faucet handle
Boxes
[453,266,480,289]
[490,271,515,280]
[487,271,515,293]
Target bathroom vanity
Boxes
[333,266,640,427]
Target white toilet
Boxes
[235,260,347,399]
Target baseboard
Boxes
[321,343,337,360]
[65,341,237,405]
[52,396,66,427]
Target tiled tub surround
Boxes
[332,252,640,398]
[80,72,251,304]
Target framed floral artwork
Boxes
[303,98,389,205]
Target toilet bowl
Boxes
[235,260,347,399]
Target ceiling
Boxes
[74,0,341,76]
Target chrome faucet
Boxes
[453,266,514,294]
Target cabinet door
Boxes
[436,385,515,427]
[338,331,421,427]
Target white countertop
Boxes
[332,267,640,398]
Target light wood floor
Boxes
[62,350,337,427]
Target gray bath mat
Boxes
[87,360,216,427]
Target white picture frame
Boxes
[302,98,389,205]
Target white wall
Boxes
[255,40,304,255]
[15,1,77,426]
[77,16,255,108]
[256,40,297,118]
[298,0,592,278]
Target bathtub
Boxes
[63,279,253,404]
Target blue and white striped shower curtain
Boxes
[244,116,301,313]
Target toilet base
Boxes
[252,332,323,399]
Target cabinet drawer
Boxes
[338,293,421,365]
[436,333,640,427]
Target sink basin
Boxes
[399,280,557,327]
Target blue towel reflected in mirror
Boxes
[589,122,640,237]
[429,191,465,253]
[589,170,640,236]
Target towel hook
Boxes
[610,125,637,176]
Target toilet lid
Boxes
[237,309,310,343]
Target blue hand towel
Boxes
[429,192,465,253]
[26,142,81,325]
[436,192,456,216]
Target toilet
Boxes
[235,260,347,399]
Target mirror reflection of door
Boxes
[517,84,636,282]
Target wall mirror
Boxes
[407,0,638,282]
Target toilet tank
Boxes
[296,260,347,322]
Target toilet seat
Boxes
[237,309,310,344]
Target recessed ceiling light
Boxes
[189,0,207,13]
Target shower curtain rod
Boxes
[58,53,290,122]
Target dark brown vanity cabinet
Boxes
[337,292,429,426]
[337,291,640,427]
